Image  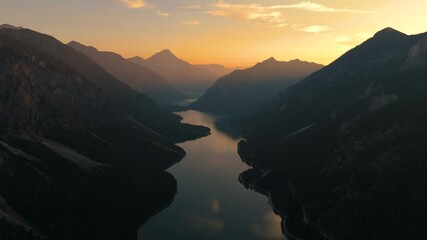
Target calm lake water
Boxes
[138,110,284,240]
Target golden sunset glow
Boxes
[119,0,146,9]
[1,0,427,67]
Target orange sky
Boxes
[1,0,427,68]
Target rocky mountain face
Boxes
[191,58,323,114]
[0,28,209,239]
[238,28,427,239]
[68,41,186,104]
[129,50,225,95]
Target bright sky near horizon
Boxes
[1,0,427,68]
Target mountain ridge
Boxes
[191,57,323,114]
[237,28,427,239]
[67,41,187,103]
[129,49,232,95]
[0,26,210,239]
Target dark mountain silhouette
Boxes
[0,24,23,30]
[238,28,427,239]
[0,27,210,141]
[68,41,186,103]
[191,58,323,114]
[0,27,209,239]
[129,50,225,95]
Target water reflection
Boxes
[211,199,221,213]
[187,214,225,233]
[251,212,285,240]
[139,110,283,239]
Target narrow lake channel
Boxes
[138,110,284,240]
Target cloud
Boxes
[181,4,202,9]
[180,20,200,25]
[157,11,169,17]
[118,0,145,9]
[270,1,375,14]
[248,12,282,23]
[298,25,332,33]
[204,1,373,27]
[206,1,285,26]
[299,25,332,33]
[330,33,373,46]
[335,35,351,43]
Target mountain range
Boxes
[191,58,323,114]
[129,50,232,96]
[2,22,427,240]
[238,27,427,239]
[67,41,186,104]
[195,64,234,77]
[0,26,209,240]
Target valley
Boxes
[139,110,283,240]
[1,13,426,240]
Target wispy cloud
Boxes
[335,35,351,43]
[204,1,373,27]
[297,25,332,33]
[180,4,202,9]
[330,33,373,46]
[206,1,285,26]
[180,20,200,26]
[118,0,145,9]
[270,1,375,14]
[157,11,169,17]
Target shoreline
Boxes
[237,140,329,240]
[238,171,303,240]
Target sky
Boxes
[1,0,427,68]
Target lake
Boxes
[138,110,284,240]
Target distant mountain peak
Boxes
[192,56,323,114]
[257,57,278,66]
[160,49,173,54]
[147,49,182,63]
[374,27,407,38]
[157,49,176,57]
[264,57,277,63]
[66,41,186,103]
